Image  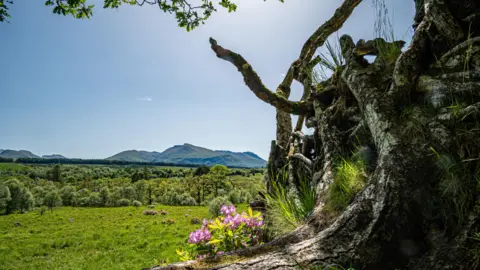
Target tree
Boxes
[193,166,210,176]
[208,165,231,197]
[0,0,240,31]
[123,186,136,201]
[99,187,110,206]
[44,190,61,211]
[0,184,11,214]
[4,179,33,214]
[153,0,480,269]
[133,180,146,203]
[48,165,62,183]
[18,190,34,213]
[59,185,76,206]
[146,183,155,205]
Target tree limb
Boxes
[209,38,313,115]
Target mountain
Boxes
[42,154,67,159]
[107,143,266,168]
[106,150,162,163]
[0,150,40,159]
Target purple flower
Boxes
[188,228,212,244]
[220,204,236,216]
[202,218,210,229]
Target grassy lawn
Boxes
[0,206,211,270]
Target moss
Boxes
[193,255,247,268]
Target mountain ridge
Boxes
[107,143,266,168]
[0,144,266,168]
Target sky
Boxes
[0,0,415,160]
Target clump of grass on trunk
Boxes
[263,166,316,238]
[325,158,367,213]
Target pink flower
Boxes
[220,204,236,216]
[188,228,212,244]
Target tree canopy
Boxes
[0,0,275,31]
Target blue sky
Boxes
[0,0,415,160]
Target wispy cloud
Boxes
[137,96,152,102]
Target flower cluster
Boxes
[188,228,212,244]
[177,204,264,261]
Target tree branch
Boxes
[209,38,313,115]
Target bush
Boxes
[190,218,201,224]
[117,198,130,207]
[208,196,232,217]
[160,210,168,215]
[143,210,158,215]
[132,200,142,208]
[147,204,156,209]
[162,219,175,225]
[88,192,102,207]
[177,205,264,261]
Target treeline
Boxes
[2,157,264,169]
[0,164,263,215]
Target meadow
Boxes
[0,205,222,270]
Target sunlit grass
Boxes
[0,206,210,270]
[325,158,367,213]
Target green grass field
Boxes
[0,206,214,270]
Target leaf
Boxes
[207,239,222,245]
[227,230,233,237]
[248,207,253,217]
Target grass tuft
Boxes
[263,166,316,238]
[325,158,367,213]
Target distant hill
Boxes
[107,143,266,168]
[42,154,67,159]
[0,150,40,159]
[0,144,267,168]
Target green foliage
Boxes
[263,167,316,237]
[326,158,367,213]
[117,198,130,207]
[132,200,142,208]
[314,37,345,82]
[59,185,77,206]
[44,190,61,210]
[208,196,232,217]
[0,183,11,214]
[0,0,252,31]
[430,148,475,234]
[179,205,263,260]
[3,178,34,214]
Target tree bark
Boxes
[153,0,480,269]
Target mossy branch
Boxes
[209,38,313,115]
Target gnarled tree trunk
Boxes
[154,0,480,269]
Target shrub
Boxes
[177,205,264,261]
[132,200,142,208]
[190,218,201,224]
[88,192,102,207]
[208,196,232,217]
[143,210,158,215]
[117,198,130,207]
[162,219,175,225]
[147,204,156,209]
[160,210,168,215]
